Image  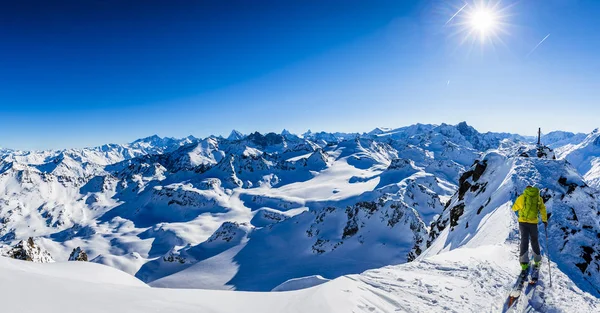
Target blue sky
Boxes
[1,0,600,150]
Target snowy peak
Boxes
[305,149,330,169]
[542,130,587,148]
[302,131,358,145]
[245,132,285,148]
[367,127,393,136]
[455,121,479,138]
[558,129,600,188]
[227,130,245,141]
[280,129,297,139]
[130,134,196,154]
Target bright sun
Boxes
[470,9,496,34]
[447,1,509,46]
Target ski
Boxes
[507,268,529,308]
[529,266,540,285]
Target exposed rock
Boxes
[207,222,252,243]
[68,247,89,261]
[6,237,54,263]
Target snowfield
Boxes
[1,123,600,312]
[2,240,598,312]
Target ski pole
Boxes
[545,223,552,288]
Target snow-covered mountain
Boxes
[427,147,600,290]
[1,122,600,312]
[556,129,600,189]
[542,130,588,149]
[226,130,245,141]
[1,122,600,308]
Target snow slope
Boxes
[0,255,398,313]
[2,195,599,313]
[272,275,330,292]
[428,149,600,289]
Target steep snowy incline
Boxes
[425,148,600,294]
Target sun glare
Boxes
[470,9,496,34]
[447,1,510,47]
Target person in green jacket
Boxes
[512,186,548,271]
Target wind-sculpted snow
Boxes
[272,275,330,291]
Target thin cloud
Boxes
[445,3,468,26]
[527,33,551,58]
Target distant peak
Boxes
[368,127,392,136]
[227,130,245,141]
[132,134,162,144]
[456,121,479,136]
[456,121,470,128]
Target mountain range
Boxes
[1,122,599,312]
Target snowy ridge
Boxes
[427,149,600,287]
[413,147,600,311]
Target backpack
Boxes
[522,187,540,221]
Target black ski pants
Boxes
[519,222,541,263]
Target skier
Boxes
[512,185,548,273]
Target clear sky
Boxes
[2,0,600,150]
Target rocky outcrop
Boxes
[306,195,428,261]
[6,237,54,263]
[68,247,88,261]
[207,222,252,243]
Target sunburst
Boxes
[447,1,512,48]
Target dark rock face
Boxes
[246,132,285,147]
[458,160,487,200]
[428,159,488,246]
[6,237,54,263]
[68,247,89,261]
